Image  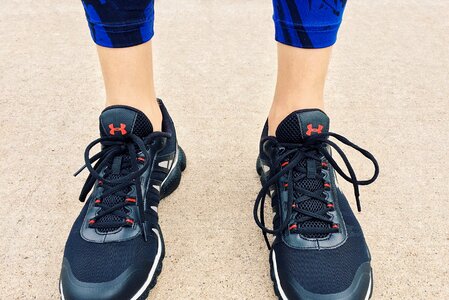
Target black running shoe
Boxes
[60,100,186,300]
[254,109,379,300]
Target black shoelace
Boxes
[254,132,379,249]
[74,132,170,239]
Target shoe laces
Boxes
[74,132,170,239]
[254,132,379,249]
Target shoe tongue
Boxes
[97,105,153,233]
[276,109,331,239]
[99,105,153,138]
[275,109,330,143]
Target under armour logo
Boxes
[108,123,127,135]
[305,124,323,136]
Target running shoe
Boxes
[60,100,186,300]
[255,109,379,300]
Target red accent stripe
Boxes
[281,161,289,167]
[126,198,136,203]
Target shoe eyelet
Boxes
[125,198,136,204]
[278,146,285,154]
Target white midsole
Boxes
[60,228,162,300]
[60,282,65,300]
[272,250,372,300]
[364,275,372,300]
[272,250,289,300]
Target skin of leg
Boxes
[97,41,162,131]
[268,43,332,136]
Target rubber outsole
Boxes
[135,262,163,300]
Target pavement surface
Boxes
[1,0,448,299]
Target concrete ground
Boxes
[1,0,448,299]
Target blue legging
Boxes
[82,0,347,49]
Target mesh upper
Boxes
[274,190,370,294]
[276,113,303,143]
[64,203,158,282]
[292,152,329,238]
[132,112,153,137]
[96,156,133,232]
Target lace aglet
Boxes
[78,192,87,203]
[356,196,362,212]
[73,165,86,177]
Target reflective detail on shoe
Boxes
[161,145,179,187]
[60,281,66,300]
[364,277,372,300]
[151,206,158,213]
[153,185,160,192]
[272,250,289,300]
[130,228,162,300]
[262,164,270,173]
[158,160,169,168]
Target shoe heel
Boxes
[256,156,263,176]
[178,146,187,172]
[160,146,186,199]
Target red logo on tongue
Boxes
[306,124,323,136]
[108,123,127,135]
